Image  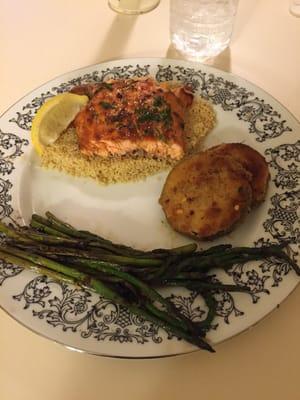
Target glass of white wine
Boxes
[108,0,160,15]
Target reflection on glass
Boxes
[170,0,239,61]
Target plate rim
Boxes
[1,277,299,359]
[0,56,299,358]
[1,57,299,126]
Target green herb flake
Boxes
[153,96,164,107]
[136,108,161,123]
[137,106,171,123]
[100,101,114,109]
[102,82,113,91]
[160,107,172,127]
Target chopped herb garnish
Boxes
[136,104,172,127]
[102,82,113,91]
[153,96,164,107]
[136,108,161,123]
[160,107,172,127]
[100,101,114,109]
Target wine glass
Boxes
[108,0,160,15]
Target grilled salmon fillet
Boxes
[208,143,270,206]
[70,78,193,160]
[159,151,253,240]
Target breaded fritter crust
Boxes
[159,151,253,240]
[208,143,270,206]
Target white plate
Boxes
[0,58,299,358]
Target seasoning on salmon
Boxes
[70,78,194,160]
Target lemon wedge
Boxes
[31,93,89,155]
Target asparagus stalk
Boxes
[0,245,213,351]
[167,243,198,255]
[0,250,76,285]
[83,279,213,349]
[87,278,214,350]
[197,294,217,330]
[30,218,70,238]
[43,213,198,257]
[0,221,87,248]
[1,213,299,353]
[66,254,162,267]
[173,250,283,275]
[28,214,300,277]
[0,245,88,281]
[144,301,214,352]
[0,243,207,339]
[0,221,33,243]
[44,212,147,256]
[163,280,251,293]
[69,258,197,331]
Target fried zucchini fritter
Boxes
[159,151,253,240]
[208,143,270,206]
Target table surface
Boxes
[0,1,299,399]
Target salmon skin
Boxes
[70,78,193,160]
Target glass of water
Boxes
[108,0,160,14]
[170,0,239,61]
